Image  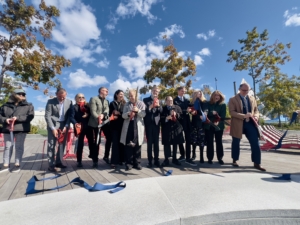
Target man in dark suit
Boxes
[45,88,73,172]
[143,85,162,167]
[173,86,192,162]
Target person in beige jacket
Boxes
[120,89,146,171]
[229,83,266,171]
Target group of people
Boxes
[0,82,266,173]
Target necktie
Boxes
[243,96,250,122]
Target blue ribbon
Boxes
[165,170,173,176]
[26,175,126,195]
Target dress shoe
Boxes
[154,160,160,167]
[178,156,185,162]
[147,162,153,168]
[172,159,181,166]
[103,157,110,164]
[232,161,239,167]
[77,162,83,168]
[92,162,98,168]
[133,164,142,170]
[192,152,196,160]
[199,159,204,163]
[161,159,170,167]
[218,160,224,165]
[254,163,266,171]
[55,163,67,168]
[48,167,57,172]
[125,164,132,171]
[208,160,213,164]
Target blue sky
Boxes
[2,0,300,111]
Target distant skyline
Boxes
[1,0,300,111]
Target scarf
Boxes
[78,102,87,113]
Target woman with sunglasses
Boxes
[109,90,126,168]
[72,93,94,167]
[0,89,34,173]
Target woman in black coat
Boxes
[71,93,94,167]
[160,96,184,167]
[109,90,125,168]
[0,89,34,173]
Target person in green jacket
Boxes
[205,90,226,164]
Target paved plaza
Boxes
[0,133,299,224]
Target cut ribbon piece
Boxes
[26,175,126,195]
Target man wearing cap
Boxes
[45,88,73,172]
[0,88,34,173]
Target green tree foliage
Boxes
[258,72,300,126]
[0,0,71,93]
[227,27,291,97]
[140,37,196,100]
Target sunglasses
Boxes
[16,93,26,96]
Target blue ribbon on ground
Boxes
[165,170,173,176]
[272,174,291,181]
[26,175,126,195]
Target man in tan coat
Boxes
[229,83,266,171]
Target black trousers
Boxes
[179,128,191,159]
[205,126,224,161]
[163,144,178,160]
[145,123,160,163]
[90,126,100,163]
[110,129,124,165]
[76,125,94,163]
[125,145,141,166]
[101,124,112,159]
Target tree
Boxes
[258,72,300,126]
[140,37,196,100]
[227,27,291,98]
[0,0,71,93]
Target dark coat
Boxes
[160,105,185,145]
[0,100,34,133]
[191,100,208,128]
[109,101,125,131]
[72,103,91,125]
[204,102,227,130]
[143,96,163,127]
[173,96,191,131]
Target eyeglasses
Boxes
[78,96,85,99]
[16,93,26,96]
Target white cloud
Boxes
[157,24,185,39]
[198,48,211,56]
[109,75,146,95]
[284,10,300,26]
[178,51,191,58]
[36,95,50,103]
[194,48,211,66]
[32,0,104,65]
[196,29,216,40]
[67,69,108,89]
[97,58,110,68]
[119,41,166,79]
[194,55,204,66]
[106,0,161,31]
[162,5,166,11]
[0,30,9,39]
[292,7,298,10]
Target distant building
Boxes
[31,110,46,129]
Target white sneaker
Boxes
[11,166,20,173]
[0,165,9,173]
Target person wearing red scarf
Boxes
[71,93,94,167]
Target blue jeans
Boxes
[231,121,261,164]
